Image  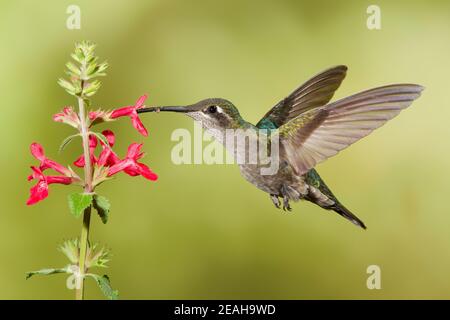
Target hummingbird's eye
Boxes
[207,105,218,114]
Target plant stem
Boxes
[76,207,91,300]
[76,88,93,300]
[78,92,93,190]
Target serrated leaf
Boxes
[86,244,110,268]
[89,62,109,78]
[96,62,109,76]
[86,62,98,76]
[66,62,81,76]
[83,80,101,97]
[87,274,119,300]
[58,239,80,264]
[93,195,110,224]
[58,78,76,94]
[26,267,68,280]
[68,193,93,218]
[73,47,85,63]
[59,134,80,153]
[71,52,82,64]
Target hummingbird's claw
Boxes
[282,197,292,212]
[270,194,292,211]
[270,194,281,209]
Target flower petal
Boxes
[26,180,49,205]
[30,143,71,176]
[107,159,133,176]
[101,130,115,147]
[45,159,71,176]
[135,94,148,109]
[30,143,46,161]
[98,148,119,167]
[97,131,119,167]
[28,166,44,180]
[46,176,73,185]
[126,143,143,159]
[136,163,158,181]
[110,106,134,119]
[26,164,73,205]
[124,167,140,176]
[89,135,98,149]
[73,155,85,167]
[97,150,109,167]
[106,152,121,166]
[131,114,148,137]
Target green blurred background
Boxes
[1,0,449,299]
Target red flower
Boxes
[30,143,71,176]
[88,110,113,126]
[27,166,73,205]
[97,130,120,167]
[110,95,148,136]
[74,135,98,167]
[53,107,80,129]
[108,143,158,181]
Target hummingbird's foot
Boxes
[270,194,281,209]
[282,197,292,212]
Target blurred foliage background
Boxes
[0,0,449,299]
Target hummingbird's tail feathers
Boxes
[304,169,366,229]
[330,203,367,229]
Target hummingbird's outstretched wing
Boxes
[278,84,424,175]
[256,65,348,129]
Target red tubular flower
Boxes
[53,107,80,128]
[30,143,71,176]
[107,143,158,181]
[27,166,73,205]
[74,135,98,167]
[110,95,149,136]
[97,130,120,167]
[88,110,113,126]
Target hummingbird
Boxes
[138,66,423,229]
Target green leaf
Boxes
[66,62,81,76]
[87,61,109,78]
[93,195,110,224]
[83,80,101,97]
[26,267,68,280]
[86,243,110,268]
[58,239,80,264]
[95,62,109,77]
[68,193,93,218]
[87,274,119,300]
[71,52,83,64]
[59,134,80,153]
[85,62,98,76]
[58,78,76,95]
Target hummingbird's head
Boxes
[140,98,243,131]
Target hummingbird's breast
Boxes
[238,161,308,198]
[199,122,310,198]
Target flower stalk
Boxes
[76,88,93,300]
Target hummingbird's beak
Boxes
[137,105,197,114]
